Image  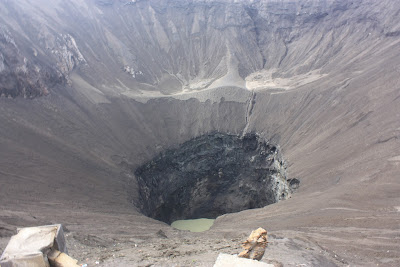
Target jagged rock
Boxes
[288,178,300,190]
[156,229,168,239]
[51,34,86,75]
[238,228,268,261]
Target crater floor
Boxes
[136,133,290,224]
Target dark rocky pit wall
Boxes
[135,133,292,224]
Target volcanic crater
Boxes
[0,0,400,266]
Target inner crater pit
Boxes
[135,133,291,224]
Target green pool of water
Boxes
[171,218,215,232]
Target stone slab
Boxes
[0,224,67,267]
[213,253,274,267]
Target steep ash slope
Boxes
[1,0,399,96]
[0,0,400,266]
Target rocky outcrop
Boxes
[50,34,86,78]
[0,26,60,98]
[0,17,86,98]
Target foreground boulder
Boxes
[238,227,268,261]
[0,224,80,267]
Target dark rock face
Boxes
[0,26,65,98]
[135,133,290,224]
[0,13,86,99]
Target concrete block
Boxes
[213,253,274,267]
[0,224,68,267]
